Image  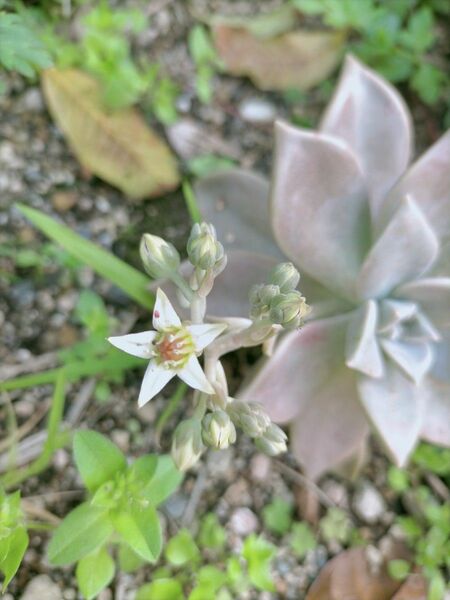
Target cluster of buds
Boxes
[249,262,310,329]
[187,222,227,298]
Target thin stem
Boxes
[155,382,187,444]
[1,370,69,490]
[169,271,194,303]
[190,293,206,324]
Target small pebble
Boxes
[20,575,62,600]
[352,481,387,524]
[239,97,277,124]
[224,478,252,507]
[250,453,271,482]
[229,507,259,536]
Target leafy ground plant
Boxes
[136,513,276,599]
[48,430,182,599]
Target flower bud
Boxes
[269,262,300,293]
[171,418,205,471]
[227,400,271,438]
[269,291,310,330]
[249,284,280,318]
[255,423,287,456]
[187,222,225,270]
[202,410,236,449]
[140,233,180,279]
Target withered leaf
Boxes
[212,24,345,91]
[391,575,427,600]
[306,548,402,600]
[41,68,180,200]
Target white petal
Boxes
[178,355,214,394]
[187,323,227,352]
[153,288,181,330]
[108,331,156,358]
[138,360,175,407]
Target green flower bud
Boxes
[171,418,205,471]
[140,233,180,279]
[249,284,280,318]
[227,400,271,438]
[269,291,310,330]
[187,222,225,270]
[202,410,236,449]
[269,262,300,293]
[255,423,287,456]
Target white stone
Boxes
[229,507,259,536]
[352,481,386,524]
[239,97,277,124]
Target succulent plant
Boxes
[191,56,450,479]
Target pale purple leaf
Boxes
[420,377,450,447]
[394,278,450,328]
[320,55,413,219]
[346,301,384,378]
[272,121,370,301]
[379,339,433,384]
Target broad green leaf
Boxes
[41,68,180,199]
[76,547,115,600]
[165,529,199,566]
[242,535,276,592]
[112,504,162,562]
[73,430,127,493]
[142,455,183,506]
[0,527,28,591]
[128,455,158,489]
[289,522,317,559]
[118,544,145,573]
[16,203,154,310]
[198,513,226,550]
[136,579,184,600]
[262,497,293,536]
[48,502,113,566]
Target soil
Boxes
[0,1,449,599]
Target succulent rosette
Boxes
[192,56,450,479]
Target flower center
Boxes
[153,327,195,368]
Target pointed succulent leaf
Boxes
[346,301,384,378]
[289,367,369,481]
[382,129,450,251]
[394,278,450,328]
[420,375,450,447]
[357,365,425,466]
[271,122,370,301]
[194,168,282,258]
[356,196,439,300]
[379,339,434,384]
[320,55,413,219]
[402,312,440,343]
[241,314,350,423]
[377,299,417,333]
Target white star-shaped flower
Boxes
[108,288,226,407]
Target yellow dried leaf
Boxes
[41,68,179,200]
[213,25,345,91]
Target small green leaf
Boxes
[74,290,110,335]
[142,455,183,506]
[76,547,115,600]
[48,502,113,566]
[112,504,162,562]
[262,497,293,536]
[0,526,28,591]
[289,522,317,558]
[198,513,227,550]
[387,559,410,581]
[136,579,184,600]
[128,455,158,489]
[242,535,276,592]
[73,430,127,493]
[165,529,200,566]
[16,203,154,310]
[117,544,145,573]
[387,466,410,493]
[428,572,446,600]
[319,507,352,544]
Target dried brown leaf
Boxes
[212,24,345,91]
[391,575,427,600]
[41,68,179,200]
[306,548,402,600]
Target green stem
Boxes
[1,370,70,490]
[168,271,194,303]
[155,382,187,443]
